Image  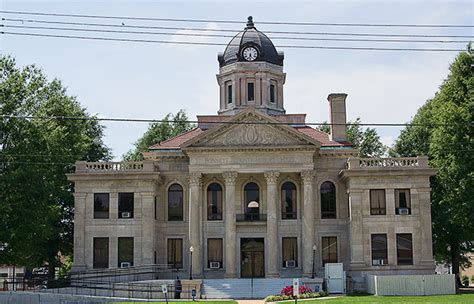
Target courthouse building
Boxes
[67,17,436,288]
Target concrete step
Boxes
[203,278,294,299]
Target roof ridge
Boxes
[150,127,200,148]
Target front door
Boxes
[241,238,265,278]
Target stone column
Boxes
[239,74,246,105]
[219,82,225,110]
[301,170,316,276]
[265,171,280,277]
[188,172,202,277]
[348,189,365,268]
[72,192,87,271]
[261,77,269,106]
[223,171,238,278]
[418,188,434,266]
[141,192,155,265]
[255,74,262,105]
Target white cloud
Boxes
[168,22,223,52]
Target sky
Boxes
[1,0,472,160]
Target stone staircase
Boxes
[202,278,294,299]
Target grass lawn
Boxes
[113,299,237,304]
[288,293,474,303]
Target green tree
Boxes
[123,109,194,160]
[318,118,387,157]
[0,56,111,277]
[390,48,474,279]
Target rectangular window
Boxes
[247,82,255,101]
[227,84,233,104]
[371,234,388,266]
[167,239,183,269]
[207,238,223,268]
[395,189,411,214]
[94,193,110,219]
[322,236,338,266]
[370,189,386,215]
[282,237,298,267]
[397,234,413,265]
[93,237,109,269]
[118,193,134,218]
[118,237,134,267]
[270,84,276,103]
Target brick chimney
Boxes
[327,93,348,142]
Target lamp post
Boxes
[189,246,194,280]
[312,244,317,279]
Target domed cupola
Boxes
[217,16,286,116]
[218,16,284,67]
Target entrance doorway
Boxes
[325,263,345,293]
[240,238,265,278]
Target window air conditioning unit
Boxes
[121,212,131,218]
[372,259,385,266]
[285,260,297,268]
[209,262,220,269]
[399,208,409,215]
[120,262,131,268]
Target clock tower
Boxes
[217,16,286,115]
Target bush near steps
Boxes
[265,285,328,302]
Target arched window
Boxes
[207,183,223,220]
[321,181,336,219]
[168,184,183,221]
[281,182,297,219]
[244,182,259,219]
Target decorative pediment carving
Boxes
[183,108,321,149]
[197,123,308,147]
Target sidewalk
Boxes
[237,300,265,304]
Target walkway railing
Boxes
[75,160,158,173]
[346,156,429,170]
[236,213,267,222]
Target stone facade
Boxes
[67,17,436,288]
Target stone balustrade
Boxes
[346,156,429,170]
[75,160,158,173]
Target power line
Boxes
[4,18,474,39]
[3,148,474,164]
[2,24,470,44]
[0,161,74,165]
[1,31,465,52]
[2,115,472,127]
[1,10,472,28]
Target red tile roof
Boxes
[294,126,352,147]
[149,125,351,150]
[149,128,203,150]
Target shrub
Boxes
[280,285,312,297]
[462,275,469,287]
[265,291,327,302]
[471,275,474,284]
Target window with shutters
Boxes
[370,189,386,215]
[322,236,338,265]
[282,237,298,267]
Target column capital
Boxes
[188,172,202,186]
[347,189,364,195]
[140,192,156,197]
[74,192,88,199]
[264,171,280,185]
[300,170,316,184]
[223,171,238,185]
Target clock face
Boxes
[242,47,258,61]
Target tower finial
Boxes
[246,16,254,28]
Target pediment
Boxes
[182,108,321,149]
